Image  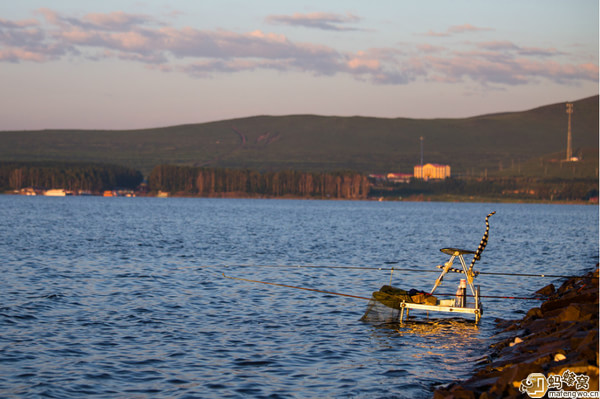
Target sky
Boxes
[1,0,598,130]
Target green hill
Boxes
[1,95,597,177]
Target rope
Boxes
[223,274,549,301]
[432,292,546,300]
[478,271,597,279]
[183,264,597,280]
[222,273,372,301]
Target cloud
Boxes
[517,46,564,57]
[448,24,494,34]
[80,11,157,31]
[0,13,72,62]
[180,58,290,78]
[476,41,564,57]
[0,18,39,29]
[265,12,361,31]
[37,7,157,31]
[0,47,47,62]
[417,43,445,53]
[422,29,450,38]
[422,24,494,37]
[422,53,598,86]
[0,9,596,88]
[477,40,519,51]
[423,55,530,85]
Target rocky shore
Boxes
[433,267,599,398]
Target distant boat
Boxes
[44,189,72,196]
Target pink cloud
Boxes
[346,52,380,71]
[517,46,564,57]
[109,31,153,50]
[448,24,494,34]
[515,59,599,82]
[422,52,599,86]
[417,43,445,53]
[37,7,157,32]
[422,24,493,37]
[59,29,96,43]
[36,8,61,26]
[0,8,597,88]
[81,11,154,31]
[475,41,563,57]
[422,29,450,38]
[477,41,519,51]
[265,12,361,31]
[0,18,39,28]
[0,47,47,62]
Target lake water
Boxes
[0,197,597,398]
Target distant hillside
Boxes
[1,95,597,177]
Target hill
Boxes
[1,95,597,177]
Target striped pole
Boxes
[469,211,495,275]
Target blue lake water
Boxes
[0,197,598,398]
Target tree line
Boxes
[3,161,594,202]
[370,177,599,202]
[0,162,143,192]
[149,165,370,199]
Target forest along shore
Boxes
[433,267,599,399]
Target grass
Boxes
[0,95,597,178]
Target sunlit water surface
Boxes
[1,197,597,398]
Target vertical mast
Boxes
[566,102,573,161]
[419,136,424,178]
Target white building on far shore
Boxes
[413,163,451,181]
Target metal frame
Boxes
[399,285,482,323]
[399,249,483,323]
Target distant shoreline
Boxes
[2,190,598,205]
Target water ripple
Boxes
[0,197,597,398]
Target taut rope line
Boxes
[222,273,549,301]
[180,264,596,280]
[222,273,372,301]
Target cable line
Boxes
[222,273,372,301]
[223,274,548,301]
[190,263,598,280]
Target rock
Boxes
[432,266,599,398]
[524,307,543,321]
[509,337,523,347]
[541,292,597,313]
[433,386,477,399]
[554,353,566,362]
[559,304,591,323]
[535,283,555,297]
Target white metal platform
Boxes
[398,284,482,323]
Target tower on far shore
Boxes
[419,136,424,168]
[565,102,573,161]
